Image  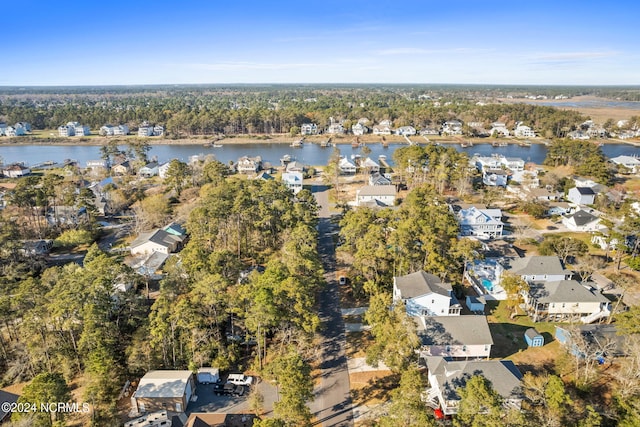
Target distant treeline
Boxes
[0,85,636,137]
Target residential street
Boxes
[311,184,354,427]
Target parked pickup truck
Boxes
[227,373,254,386]
[214,383,246,396]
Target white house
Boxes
[15,122,31,132]
[355,185,396,207]
[327,123,345,134]
[352,123,368,135]
[2,164,31,178]
[86,159,109,170]
[138,124,154,137]
[338,157,356,174]
[392,270,461,317]
[359,157,380,173]
[139,162,159,178]
[58,124,75,137]
[4,126,25,137]
[483,169,509,187]
[526,280,611,323]
[422,357,523,416]
[514,124,535,138]
[158,162,172,179]
[282,172,303,194]
[490,121,510,137]
[368,172,392,186]
[455,206,503,238]
[395,126,417,136]
[72,122,90,136]
[567,186,596,205]
[562,209,604,232]
[503,256,573,283]
[130,229,186,256]
[414,315,493,360]
[610,155,640,174]
[301,123,318,135]
[100,124,129,136]
[442,120,463,135]
[237,156,262,174]
[372,124,392,135]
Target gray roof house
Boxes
[355,185,396,207]
[393,271,461,317]
[130,229,186,256]
[526,280,611,323]
[0,390,19,423]
[131,370,196,414]
[503,256,573,283]
[422,356,523,416]
[567,186,596,205]
[414,315,493,359]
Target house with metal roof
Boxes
[393,270,461,317]
[131,370,196,414]
[282,172,303,195]
[525,279,611,323]
[422,357,523,416]
[610,155,640,174]
[414,315,493,359]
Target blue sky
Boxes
[2,0,638,85]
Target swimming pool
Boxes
[481,278,494,292]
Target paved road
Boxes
[311,184,354,427]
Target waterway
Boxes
[1,141,639,168]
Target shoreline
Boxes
[1,133,638,147]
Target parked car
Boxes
[227,373,254,386]
[214,383,246,396]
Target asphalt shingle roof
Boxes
[394,270,452,298]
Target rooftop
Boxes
[357,184,396,197]
[529,280,610,304]
[415,315,494,346]
[394,270,452,298]
[133,370,193,399]
[504,256,571,277]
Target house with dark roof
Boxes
[455,206,504,238]
[0,390,20,423]
[503,256,573,283]
[414,315,493,359]
[526,280,611,323]
[185,413,258,427]
[139,162,159,178]
[422,357,523,416]
[562,209,604,232]
[130,228,186,256]
[368,172,392,186]
[393,270,461,316]
[567,186,596,205]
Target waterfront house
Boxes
[562,209,603,232]
[131,370,196,414]
[1,164,31,178]
[153,125,164,136]
[420,127,440,136]
[86,159,109,171]
[139,162,159,178]
[525,280,611,323]
[130,228,186,256]
[422,357,523,416]
[100,124,129,136]
[111,160,131,176]
[442,120,463,135]
[610,155,640,174]
[58,124,75,137]
[455,206,503,238]
[282,172,303,195]
[15,122,31,132]
[327,123,345,134]
[352,122,368,135]
[285,161,305,173]
[138,123,154,137]
[368,172,392,186]
[158,162,172,179]
[393,270,461,317]
[514,124,535,138]
[359,157,380,173]
[568,130,590,140]
[372,124,392,135]
[237,156,262,174]
[355,185,396,207]
[489,122,510,137]
[4,126,25,137]
[414,315,493,360]
[395,126,417,136]
[483,169,509,187]
[301,123,318,135]
[567,186,596,205]
[338,157,356,174]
